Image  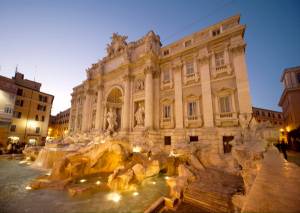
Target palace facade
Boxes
[69,15,252,150]
[0,72,54,146]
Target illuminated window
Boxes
[35,127,40,134]
[219,96,231,113]
[163,105,171,119]
[163,49,169,56]
[17,88,23,96]
[163,70,170,83]
[15,99,24,107]
[212,28,220,36]
[10,125,16,132]
[186,61,194,76]
[13,111,22,118]
[188,101,197,118]
[215,52,225,67]
[4,107,12,114]
[184,40,192,47]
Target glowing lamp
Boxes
[25,186,32,190]
[132,192,139,196]
[95,180,101,185]
[107,192,121,203]
[79,179,87,183]
[132,146,141,153]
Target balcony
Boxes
[160,117,174,129]
[215,112,238,127]
[212,64,232,78]
[184,115,203,128]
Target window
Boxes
[4,107,12,114]
[163,105,171,119]
[41,116,45,122]
[39,95,48,103]
[268,112,271,117]
[10,125,16,132]
[37,104,46,111]
[219,96,231,113]
[15,99,24,107]
[278,114,282,119]
[184,40,192,47]
[13,111,22,118]
[186,61,194,76]
[212,28,220,36]
[163,70,170,83]
[164,136,171,145]
[35,127,40,134]
[188,102,197,118]
[163,49,169,56]
[223,136,234,153]
[35,115,39,121]
[215,52,225,67]
[17,88,23,96]
[190,136,198,143]
[297,73,300,84]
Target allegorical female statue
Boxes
[106,108,117,132]
[135,103,145,127]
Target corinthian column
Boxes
[82,90,92,132]
[121,74,131,131]
[172,62,184,129]
[199,53,214,127]
[144,66,154,130]
[95,84,104,131]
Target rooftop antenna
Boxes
[15,64,18,73]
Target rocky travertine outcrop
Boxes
[23,146,43,161]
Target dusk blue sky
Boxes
[1,0,299,114]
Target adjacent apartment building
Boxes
[0,72,54,145]
[0,77,17,146]
[69,15,252,150]
[279,66,300,131]
[48,108,70,139]
[252,107,284,128]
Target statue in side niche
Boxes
[106,108,117,132]
[135,103,145,126]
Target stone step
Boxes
[186,188,230,204]
[184,194,229,213]
[183,188,231,213]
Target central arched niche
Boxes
[105,87,123,132]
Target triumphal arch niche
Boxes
[69,15,253,153]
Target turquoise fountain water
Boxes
[0,158,168,213]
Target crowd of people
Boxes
[0,141,26,155]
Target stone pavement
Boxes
[242,147,300,213]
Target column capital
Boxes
[122,74,133,81]
[86,89,95,95]
[171,61,183,72]
[97,84,104,91]
[144,65,155,75]
[229,44,245,56]
[198,55,210,65]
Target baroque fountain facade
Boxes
[22,15,283,212]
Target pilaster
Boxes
[121,74,132,131]
[144,65,154,130]
[172,61,184,129]
[95,84,104,131]
[199,52,214,127]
